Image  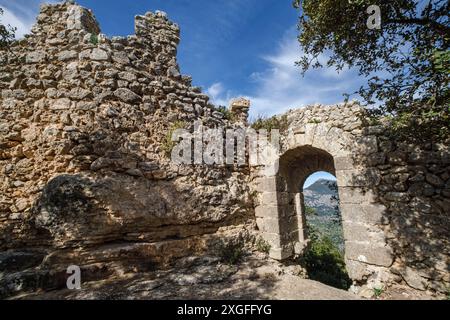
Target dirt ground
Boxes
[10,253,444,300]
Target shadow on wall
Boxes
[0,98,253,298]
[263,113,449,293]
[347,124,450,292]
[21,96,252,246]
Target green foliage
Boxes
[307,214,345,253]
[432,49,450,75]
[89,33,99,45]
[251,114,288,133]
[300,225,351,290]
[0,8,16,50]
[387,106,450,142]
[373,286,384,298]
[308,118,321,124]
[294,0,450,141]
[162,121,186,157]
[305,205,317,216]
[255,237,271,254]
[218,236,246,265]
[216,105,234,121]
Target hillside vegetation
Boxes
[301,179,351,289]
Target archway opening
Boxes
[276,146,352,289]
[301,171,351,290]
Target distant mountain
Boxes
[304,179,344,252]
[304,179,338,216]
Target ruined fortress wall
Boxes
[0,2,254,293]
[252,104,450,293]
[0,2,448,297]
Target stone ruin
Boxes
[0,2,448,298]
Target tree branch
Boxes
[385,17,450,37]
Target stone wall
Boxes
[0,1,448,298]
[251,103,450,293]
[0,2,254,297]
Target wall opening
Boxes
[273,146,353,288]
[301,171,351,290]
[256,128,394,289]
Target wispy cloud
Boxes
[0,6,32,38]
[0,0,60,38]
[207,27,362,118]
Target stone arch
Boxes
[254,121,394,282]
[277,145,336,255]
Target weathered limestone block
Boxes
[384,192,410,202]
[355,135,378,154]
[336,168,381,187]
[338,187,377,204]
[342,221,385,243]
[49,98,72,110]
[254,205,277,219]
[66,4,100,34]
[58,50,78,61]
[334,156,355,171]
[0,0,448,297]
[340,203,386,225]
[254,176,286,193]
[346,241,394,267]
[90,48,110,61]
[346,259,370,281]
[229,98,250,124]
[113,88,141,103]
[259,232,282,247]
[302,123,317,146]
[392,266,428,291]
[256,217,281,234]
[259,192,290,206]
[269,244,293,260]
[26,51,47,64]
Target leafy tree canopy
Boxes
[294,0,449,140]
[0,8,16,50]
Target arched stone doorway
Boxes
[278,145,337,253]
[253,122,394,282]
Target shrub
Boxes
[304,205,317,216]
[373,287,384,299]
[218,237,246,265]
[255,237,271,254]
[90,33,99,45]
[300,225,351,290]
[251,114,288,133]
[162,121,186,157]
[387,107,450,142]
[216,105,233,121]
[308,118,321,124]
[0,8,16,50]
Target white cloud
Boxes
[0,0,61,38]
[206,82,224,99]
[1,6,34,38]
[206,27,361,118]
[206,82,234,107]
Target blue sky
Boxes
[1,0,365,118]
[303,171,336,189]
